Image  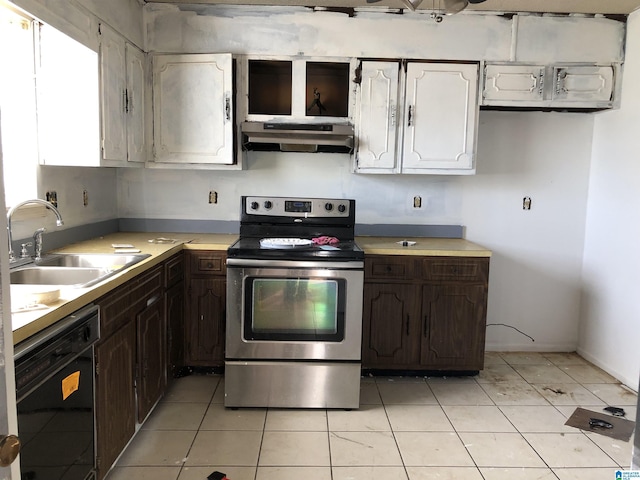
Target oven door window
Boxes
[245,277,346,341]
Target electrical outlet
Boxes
[83,189,89,207]
[413,196,422,208]
[523,196,532,210]
[209,191,218,204]
[45,191,58,207]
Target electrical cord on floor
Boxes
[486,323,535,342]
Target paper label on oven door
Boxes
[61,371,80,400]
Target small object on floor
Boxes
[207,471,228,480]
[589,417,613,429]
[565,407,635,442]
[604,406,626,417]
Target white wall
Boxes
[579,10,640,389]
[119,111,595,352]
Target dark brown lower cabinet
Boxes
[362,255,490,372]
[184,251,227,367]
[185,277,226,366]
[95,258,183,479]
[137,295,166,422]
[95,320,136,478]
[362,283,420,367]
[166,281,185,381]
[420,284,487,370]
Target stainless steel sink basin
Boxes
[10,267,108,287]
[35,253,150,269]
[11,253,151,288]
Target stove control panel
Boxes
[244,196,351,218]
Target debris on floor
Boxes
[207,471,228,480]
[565,406,635,441]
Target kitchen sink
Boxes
[10,267,109,287]
[35,253,150,269]
[11,253,151,288]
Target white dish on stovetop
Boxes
[259,238,314,249]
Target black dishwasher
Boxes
[14,305,100,480]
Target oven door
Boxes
[226,259,364,361]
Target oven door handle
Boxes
[226,258,364,269]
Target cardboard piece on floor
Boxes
[565,407,635,442]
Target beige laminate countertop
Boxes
[11,232,490,344]
[11,232,238,344]
[356,236,492,257]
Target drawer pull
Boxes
[146,294,160,307]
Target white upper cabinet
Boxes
[482,63,616,108]
[99,23,146,165]
[152,53,234,166]
[483,64,546,104]
[355,61,479,175]
[401,63,478,173]
[240,56,355,123]
[552,65,614,103]
[125,43,147,163]
[355,61,400,170]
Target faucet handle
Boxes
[33,228,47,260]
[20,242,33,259]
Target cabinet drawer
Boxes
[97,284,131,340]
[165,253,185,288]
[365,256,415,280]
[421,257,489,283]
[129,266,163,312]
[189,251,227,276]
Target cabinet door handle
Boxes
[146,294,160,307]
[405,314,409,336]
[407,105,413,127]
[390,102,396,127]
[225,96,231,121]
[423,315,428,338]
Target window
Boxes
[0,1,99,209]
[0,3,38,206]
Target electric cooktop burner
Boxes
[228,196,364,261]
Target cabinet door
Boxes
[186,277,226,366]
[401,63,478,173]
[552,65,614,103]
[95,320,136,479]
[483,64,545,104]
[125,43,146,163]
[99,23,127,163]
[166,282,185,382]
[153,53,233,164]
[362,283,421,368]
[137,296,167,423]
[355,61,400,172]
[420,284,487,370]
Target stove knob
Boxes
[338,204,347,213]
[264,201,273,210]
[250,201,259,210]
[324,202,333,212]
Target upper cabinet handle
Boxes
[225,96,231,121]
[390,103,396,127]
[407,105,413,127]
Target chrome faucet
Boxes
[7,199,64,264]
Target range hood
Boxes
[241,121,354,153]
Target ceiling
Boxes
[144,0,640,15]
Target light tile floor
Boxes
[108,352,637,480]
